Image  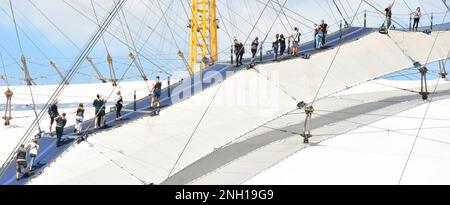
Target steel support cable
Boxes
[164,0,275,181]
[154,0,191,74]
[114,4,148,81]
[7,0,42,134]
[326,0,340,25]
[255,0,290,56]
[11,3,69,59]
[0,7,68,81]
[216,0,266,37]
[332,0,350,26]
[255,0,314,30]
[338,0,352,22]
[314,0,337,23]
[0,0,127,179]
[275,0,294,30]
[74,0,184,72]
[269,0,290,35]
[61,0,180,78]
[350,0,364,26]
[27,0,81,51]
[0,52,9,88]
[398,9,450,184]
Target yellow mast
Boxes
[188,0,218,75]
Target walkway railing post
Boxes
[260,45,263,62]
[431,13,434,30]
[409,15,412,31]
[134,90,137,112]
[167,76,171,99]
[230,45,234,65]
[364,10,367,28]
[339,20,343,39]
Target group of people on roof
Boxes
[14,76,163,181]
[232,21,331,67]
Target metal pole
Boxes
[364,10,367,28]
[339,20,343,39]
[409,15,412,31]
[134,90,137,112]
[168,76,171,98]
[431,13,434,30]
[230,45,234,65]
[260,45,263,62]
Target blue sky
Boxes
[0,0,448,86]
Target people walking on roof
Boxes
[316,25,324,49]
[74,103,84,135]
[314,24,320,49]
[289,27,301,56]
[150,76,162,116]
[251,37,259,62]
[319,20,329,48]
[28,138,39,171]
[385,3,393,30]
[115,91,123,120]
[93,95,105,129]
[272,34,280,61]
[48,100,59,135]
[55,113,67,147]
[15,144,28,180]
[234,37,245,67]
[279,34,286,60]
[412,7,422,32]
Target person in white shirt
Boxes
[412,7,422,32]
[289,27,301,56]
[28,138,39,171]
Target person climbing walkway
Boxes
[234,37,245,67]
[93,95,105,129]
[320,20,329,48]
[316,25,324,49]
[55,113,67,147]
[28,138,39,171]
[412,7,422,32]
[116,91,123,120]
[385,3,393,30]
[15,144,28,180]
[251,37,259,62]
[150,76,162,115]
[74,103,84,135]
[48,100,59,134]
[289,27,301,56]
[272,34,280,61]
[279,34,286,60]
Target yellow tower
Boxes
[188,0,218,75]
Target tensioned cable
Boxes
[164,0,275,182]
[0,0,127,179]
[332,0,350,26]
[0,52,9,87]
[398,9,450,184]
[62,0,180,78]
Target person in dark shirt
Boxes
[116,91,123,120]
[251,37,259,62]
[279,34,286,60]
[272,34,279,61]
[93,95,105,128]
[15,144,28,180]
[55,113,67,147]
[234,38,245,67]
[320,20,329,47]
[150,76,162,115]
[48,100,59,134]
[74,103,84,135]
[385,3,393,30]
